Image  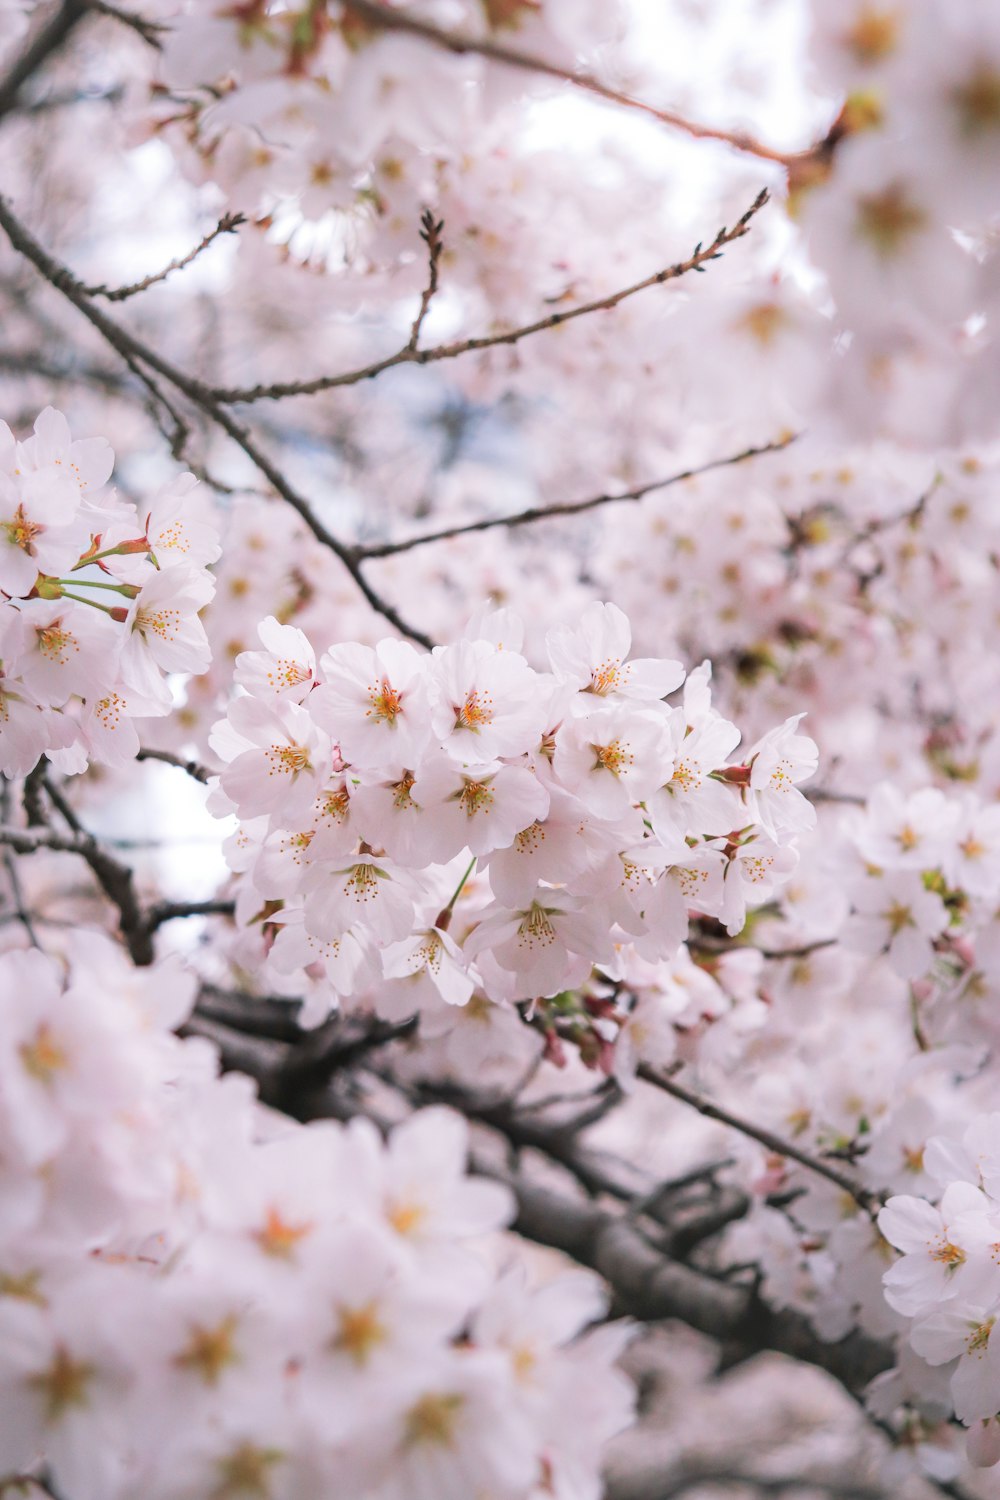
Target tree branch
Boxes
[136,747,212,784]
[637,1065,880,1216]
[80,212,245,302]
[0,820,153,964]
[87,1,166,48]
[211,189,771,405]
[356,433,796,561]
[0,0,89,122]
[143,898,235,932]
[407,209,444,352]
[339,1,804,168]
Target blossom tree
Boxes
[1,2,1000,1497]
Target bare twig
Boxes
[0,194,435,649]
[637,1065,880,1216]
[356,432,796,561]
[81,212,245,302]
[407,209,444,352]
[211,190,772,405]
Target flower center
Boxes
[4,503,40,554]
[28,1344,94,1422]
[332,1301,387,1365]
[455,688,493,731]
[856,184,926,258]
[368,676,402,724]
[952,64,1000,137]
[20,1022,68,1084]
[253,1207,313,1258]
[967,1317,995,1355]
[843,7,900,64]
[268,743,311,776]
[134,605,181,641]
[929,1239,966,1268]
[392,771,416,810]
[594,737,633,776]
[175,1315,240,1385]
[459,778,494,817]
[588,658,625,695]
[404,1392,464,1448]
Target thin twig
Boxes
[211,190,772,405]
[81,212,245,302]
[407,209,444,352]
[636,1065,880,1216]
[356,432,796,561]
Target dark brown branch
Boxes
[144,898,235,932]
[807,787,866,807]
[407,209,444,352]
[0,194,435,650]
[81,213,245,302]
[637,1065,879,1216]
[356,433,797,561]
[136,747,211,784]
[211,190,771,406]
[87,0,166,48]
[187,1005,894,1395]
[340,1,801,167]
[0,821,153,965]
[0,0,88,122]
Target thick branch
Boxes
[0,820,153,964]
[212,190,770,405]
[0,0,88,122]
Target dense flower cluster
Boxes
[209,602,817,1046]
[3,0,1000,1492]
[880,1116,1000,1468]
[0,940,632,1500]
[0,408,218,777]
[800,0,1000,444]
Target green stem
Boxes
[58,589,122,616]
[54,577,137,597]
[71,544,147,570]
[444,855,477,914]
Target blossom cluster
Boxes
[879,1115,1000,1468]
[836,783,1000,1032]
[0,938,632,1500]
[0,407,218,778]
[150,0,616,252]
[209,602,817,1057]
[798,0,1000,444]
